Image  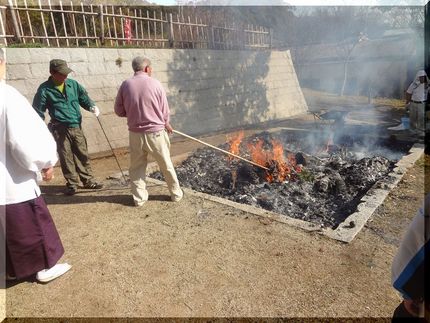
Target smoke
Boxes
[283,103,409,162]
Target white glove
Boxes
[91,106,100,117]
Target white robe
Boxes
[0,83,58,205]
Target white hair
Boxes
[132,56,151,72]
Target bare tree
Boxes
[338,35,364,96]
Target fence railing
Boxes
[1,3,272,50]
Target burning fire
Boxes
[247,139,269,167]
[227,131,245,161]
[227,133,302,183]
[270,140,294,182]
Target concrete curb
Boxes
[323,143,424,242]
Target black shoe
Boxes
[83,182,103,189]
[65,186,77,195]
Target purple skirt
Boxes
[2,195,64,279]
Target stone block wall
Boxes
[6,48,307,154]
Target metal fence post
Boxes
[98,4,105,45]
[7,0,22,44]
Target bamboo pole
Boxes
[146,10,150,47]
[38,0,49,46]
[195,16,199,48]
[210,23,214,49]
[0,6,7,46]
[134,8,138,43]
[197,17,201,48]
[172,130,269,171]
[112,5,118,46]
[90,4,98,47]
[70,1,78,46]
[13,0,25,44]
[105,6,113,46]
[160,11,163,48]
[24,0,34,43]
[8,2,21,44]
[252,24,255,48]
[47,0,59,46]
[177,14,182,48]
[200,18,206,48]
[80,3,89,47]
[188,16,193,48]
[139,9,144,46]
[181,11,186,47]
[119,7,124,46]
[153,10,157,47]
[168,12,174,48]
[59,0,69,46]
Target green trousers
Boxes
[51,124,94,188]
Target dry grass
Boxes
[414,155,430,193]
[416,154,430,167]
[373,97,406,109]
[302,88,405,110]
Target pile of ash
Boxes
[151,131,406,228]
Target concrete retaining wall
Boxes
[6,48,307,154]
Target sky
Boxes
[151,0,427,5]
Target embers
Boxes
[150,131,398,228]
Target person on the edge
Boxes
[0,49,71,282]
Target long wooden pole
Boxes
[172,129,269,171]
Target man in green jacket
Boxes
[33,59,103,195]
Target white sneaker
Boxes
[133,200,146,207]
[388,124,406,131]
[36,263,71,283]
[171,190,183,202]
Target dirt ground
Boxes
[3,92,429,318]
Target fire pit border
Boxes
[121,143,423,243]
[323,142,424,242]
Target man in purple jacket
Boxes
[114,56,183,206]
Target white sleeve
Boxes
[406,82,417,95]
[5,85,58,172]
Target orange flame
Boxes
[247,139,268,167]
[248,139,302,183]
[227,131,245,161]
[227,133,302,183]
[270,140,291,182]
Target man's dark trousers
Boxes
[52,124,94,188]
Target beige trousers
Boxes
[409,102,425,131]
[129,130,182,205]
